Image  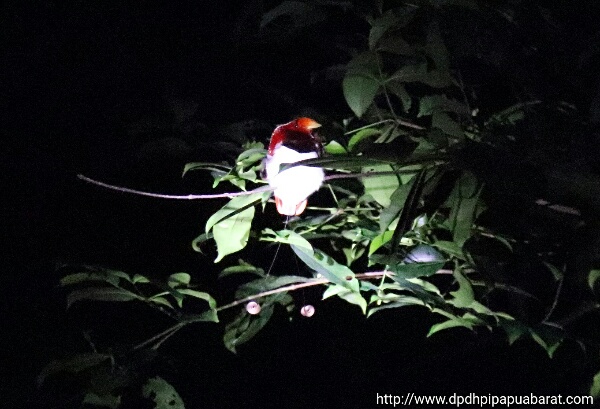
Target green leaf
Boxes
[60,268,132,287]
[67,288,142,309]
[348,128,381,152]
[205,192,267,262]
[388,261,445,279]
[388,276,443,305]
[291,243,359,291]
[220,260,265,279]
[142,376,185,409]
[182,161,230,177]
[324,140,348,155]
[368,230,394,256]
[425,22,449,70]
[448,171,482,246]
[368,10,403,50]
[38,353,112,386]
[377,35,414,56]
[168,272,191,288]
[322,284,349,299]
[428,308,477,336]
[386,80,412,112]
[224,304,275,353]
[343,74,380,118]
[418,95,470,117]
[236,148,266,168]
[431,240,464,259]
[132,274,150,284]
[421,70,456,88]
[235,275,310,299]
[323,284,367,313]
[148,296,174,309]
[279,155,394,173]
[60,272,119,287]
[389,63,428,83]
[178,289,217,310]
[427,318,473,336]
[338,290,368,314]
[191,232,212,253]
[432,112,464,140]
[449,267,474,308]
[379,177,415,232]
[529,324,563,358]
[367,295,425,317]
[588,269,600,290]
[183,309,219,324]
[361,164,400,207]
[499,317,528,345]
[590,370,600,398]
[83,393,121,409]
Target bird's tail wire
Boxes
[265,216,290,277]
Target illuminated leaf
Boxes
[529,324,564,358]
[291,240,359,291]
[220,260,265,279]
[368,230,394,256]
[343,74,380,118]
[379,179,415,232]
[590,370,600,398]
[178,289,217,310]
[448,171,482,246]
[142,376,185,409]
[348,128,381,152]
[66,288,142,309]
[588,269,600,290]
[168,272,191,288]
[205,192,268,262]
[449,267,474,308]
[499,317,528,345]
[324,140,348,155]
[367,295,425,318]
[361,164,400,207]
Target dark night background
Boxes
[3,1,600,408]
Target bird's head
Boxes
[267,117,322,156]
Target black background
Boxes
[3,1,598,407]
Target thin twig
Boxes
[77,174,273,199]
[77,166,446,201]
[132,322,185,351]
[542,276,564,323]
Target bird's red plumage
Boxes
[267,117,322,156]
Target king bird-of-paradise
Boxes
[262,117,325,216]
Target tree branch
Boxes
[77,174,273,199]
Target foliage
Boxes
[46,0,600,406]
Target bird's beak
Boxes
[297,117,321,130]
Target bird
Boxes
[262,117,325,216]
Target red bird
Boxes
[263,117,325,216]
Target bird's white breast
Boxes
[264,145,324,209]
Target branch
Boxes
[131,269,453,352]
[77,174,273,199]
[215,270,454,312]
[78,160,448,201]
